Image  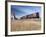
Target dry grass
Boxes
[11,19,41,32]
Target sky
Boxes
[11,5,41,19]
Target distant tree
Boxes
[14,16,18,20]
[21,17,23,19]
[36,12,39,18]
[26,15,28,19]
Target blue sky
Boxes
[11,5,41,19]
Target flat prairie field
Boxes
[11,19,41,32]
